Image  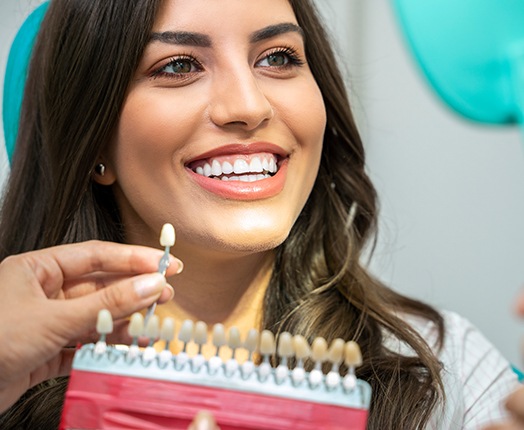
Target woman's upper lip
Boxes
[186,142,288,163]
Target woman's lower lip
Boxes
[187,160,288,200]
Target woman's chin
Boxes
[181,226,290,258]
[214,229,289,254]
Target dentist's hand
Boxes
[483,386,524,429]
[189,411,220,430]
[0,240,182,413]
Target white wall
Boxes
[1,0,523,365]
[316,0,524,366]
[0,0,46,191]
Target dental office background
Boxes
[1,0,523,365]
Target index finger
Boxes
[23,241,181,291]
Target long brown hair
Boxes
[0,1,444,429]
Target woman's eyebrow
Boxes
[249,23,304,43]
[150,31,212,47]
[149,22,304,48]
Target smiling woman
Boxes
[0,0,518,429]
[104,0,325,255]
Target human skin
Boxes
[95,0,327,336]
[0,241,182,413]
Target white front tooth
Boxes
[229,176,240,181]
[211,160,222,176]
[262,157,269,172]
[196,166,204,175]
[256,174,265,180]
[249,175,257,182]
[203,163,212,177]
[249,157,263,173]
[269,158,277,173]
[221,161,233,174]
[233,159,249,174]
[239,175,249,182]
[221,176,229,181]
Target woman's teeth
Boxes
[194,155,278,182]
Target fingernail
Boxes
[192,411,216,430]
[175,259,184,274]
[168,256,184,274]
[166,284,175,300]
[134,273,165,298]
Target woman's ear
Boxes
[92,161,116,185]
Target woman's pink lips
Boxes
[187,142,288,162]
[187,158,288,201]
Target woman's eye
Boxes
[151,56,202,79]
[256,48,304,69]
[261,52,289,67]
[162,59,194,74]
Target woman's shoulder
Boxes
[405,309,519,429]
[405,309,508,362]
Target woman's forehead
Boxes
[152,0,298,34]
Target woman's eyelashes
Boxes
[149,46,305,81]
[256,46,305,69]
[150,55,203,80]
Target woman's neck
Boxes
[159,247,274,335]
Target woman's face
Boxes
[108,0,326,255]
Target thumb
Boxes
[188,411,218,430]
[63,272,167,326]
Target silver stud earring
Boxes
[95,163,106,176]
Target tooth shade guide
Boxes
[193,321,208,347]
[243,328,259,357]
[128,313,145,339]
[96,309,113,335]
[65,339,371,429]
[159,318,175,366]
[121,316,357,376]
[344,341,363,368]
[328,338,345,369]
[292,335,311,361]
[74,315,371,426]
[259,330,276,356]
[94,310,113,354]
[159,223,175,247]
[212,323,227,350]
[144,315,160,342]
[160,317,175,343]
[227,327,242,350]
[311,337,328,364]
[178,319,194,349]
[143,315,159,362]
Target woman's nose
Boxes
[208,66,274,131]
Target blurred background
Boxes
[1,0,523,365]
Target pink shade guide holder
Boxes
[60,343,371,429]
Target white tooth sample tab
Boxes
[96,309,113,335]
[160,317,175,342]
[128,313,145,338]
[160,223,175,247]
[145,315,160,339]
